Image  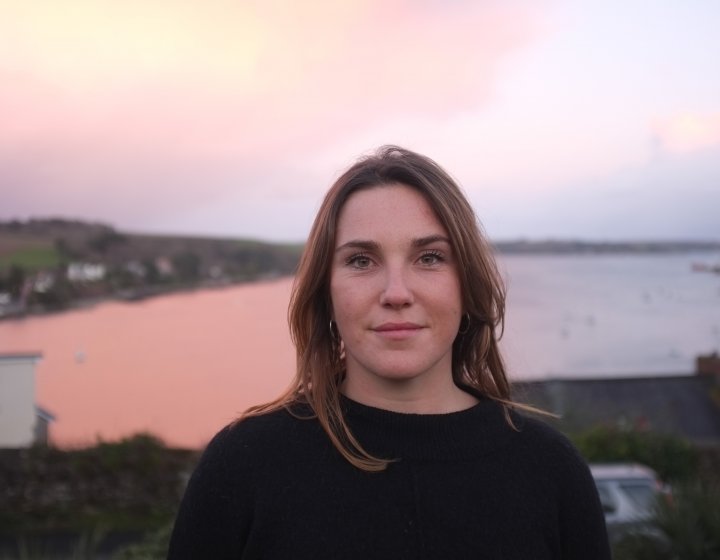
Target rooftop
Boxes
[513,371,720,445]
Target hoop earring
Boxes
[329,319,344,365]
[458,313,471,335]
[329,319,340,342]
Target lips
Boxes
[374,322,422,332]
[372,322,424,340]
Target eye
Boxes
[418,250,444,266]
[346,253,373,269]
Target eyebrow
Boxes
[335,235,451,253]
[334,240,379,253]
[412,234,451,248]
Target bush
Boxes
[113,524,172,560]
[614,480,720,560]
[0,433,197,533]
[572,426,698,482]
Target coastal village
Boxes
[0,219,302,319]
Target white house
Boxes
[0,352,45,448]
[67,262,106,282]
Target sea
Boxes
[1,252,718,448]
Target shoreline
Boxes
[0,273,294,322]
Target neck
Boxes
[340,375,479,414]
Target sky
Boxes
[2,0,719,242]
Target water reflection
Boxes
[0,279,296,448]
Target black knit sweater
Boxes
[168,397,610,559]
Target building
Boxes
[513,353,720,446]
[66,262,106,282]
[34,405,56,446]
[0,352,53,448]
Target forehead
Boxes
[335,184,447,242]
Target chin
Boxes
[365,362,438,382]
[377,370,425,382]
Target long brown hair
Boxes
[244,146,515,471]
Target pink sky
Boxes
[2,0,720,241]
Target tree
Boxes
[171,251,200,282]
[0,265,25,297]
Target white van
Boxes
[589,463,668,542]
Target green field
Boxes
[0,246,62,271]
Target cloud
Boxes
[651,111,720,155]
[0,1,542,232]
[1,1,539,150]
[481,143,720,240]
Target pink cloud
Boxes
[651,112,720,155]
[1,1,541,154]
[0,1,543,231]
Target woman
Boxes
[168,146,611,559]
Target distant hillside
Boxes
[0,218,302,272]
[0,218,302,316]
[1,218,718,317]
[492,239,720,254]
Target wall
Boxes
[0,354,39,448]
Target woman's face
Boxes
[330,183,463,402]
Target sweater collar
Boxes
[340,395,516,462]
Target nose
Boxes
[380,265,414,308]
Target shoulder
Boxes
[221,405,309,444]
[181,405,321,508]
[168,404,328,559]
[508,414,611,557]
[197,403,323,471]
[205,403,313,451]
[511,410,579,453]
[508,410,593,482]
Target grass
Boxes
[0,247,62,271]
[0,527,106,560]
[0,520,173,560]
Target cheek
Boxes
[331,292,357,325]
[330,287,366,340]
[330,276,364,310]
[329,282,352,325]
[329,274,341,317]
